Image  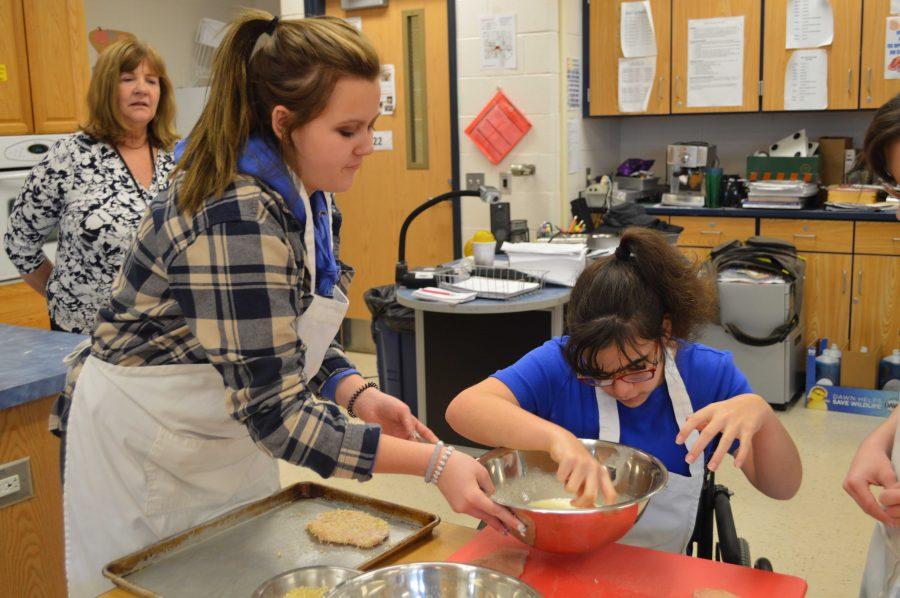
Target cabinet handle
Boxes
[841,270,847,294]
[675,75,682,107]
[858,270,863,295]
[848,68,853,95]
[700,230,722,235]
[658,76,664,101]
[892,237,900,242]
[867,68,873,103]
[793,233,816,238]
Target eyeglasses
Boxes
[578,367,657,388]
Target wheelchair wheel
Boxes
[737,537,751,567]
[754,557,774,571]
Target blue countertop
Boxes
[644,205,897,221]
[0,324,87,410]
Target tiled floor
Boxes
[279,351,879,597]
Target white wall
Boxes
[84,0,281,88]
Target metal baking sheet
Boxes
[103,482,440,597]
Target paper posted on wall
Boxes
[620,1,656,58]
[786,0,834,49]
[784,49,828,110]
[480,14,517,69]
[686,17,744,108]
[379,64,395,115]
[887,16,900,80]
[618,56,655,113]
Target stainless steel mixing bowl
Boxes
[479,439,668,553]
[252,566,361,598]
[324,562,541,598]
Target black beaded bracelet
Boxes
[347,381,378,418]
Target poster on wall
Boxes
[887,17,900,80]
[567,57,582,110]
[379,64,395,115]
[686,17,744,108]
[480,14,517,69]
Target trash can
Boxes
[363,285,418,416]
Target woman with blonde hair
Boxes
[60,11,521,596]
[4,38,176,336]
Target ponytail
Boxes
[173,9,380,213]
[563,227,716,377]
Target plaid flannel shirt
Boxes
[51,174,380,481]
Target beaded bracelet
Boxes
[424,441,444,483]
[430,445,455,485]
[347,381,378,418]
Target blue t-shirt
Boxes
[492,338,752,476]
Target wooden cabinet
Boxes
[759,219,853,253]
[671,216,755,247]
[0,0,88,135]
[762,0,862,111]
[588,0,670,116]
[0,0,33,135]
[671,0,761,113]
[861,0,900,109]
[855,221,900,256]
[801,252,852,349]
[851,254,900,352]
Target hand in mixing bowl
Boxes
[550,431,618,507]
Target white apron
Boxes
[860,422,900,598]
[595,345,704,554]
[63,184,349,597]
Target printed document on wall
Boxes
[480,14,517,69]
[621,1,656,58]
[379,64,395,115]
[567,57,582,110]
[567,119,581,174]
[786,0,833,49]
[887,17,900,79]
[686,17,744,108]
[618,56,655,112]
[784,49,828,110]
[893,0,900,15]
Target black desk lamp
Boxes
[396,185,501,288]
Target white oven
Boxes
[0,134,66,282]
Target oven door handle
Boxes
[0,170,29,181]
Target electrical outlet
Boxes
[0,474,20,498]
[499,173,511,194]
[0,457,33,509]
[465,172,484,191]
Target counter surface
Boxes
[645,205,896,221]
[0,324,86,410]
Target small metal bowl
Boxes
[252,566,361,598]
[325,562,541,598]
[479,439,668,554]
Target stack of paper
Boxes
[411,286,477,304]
[501,242,587,287]
[441,276,539,300]
[825,201,897,212]
[743,180,818,209]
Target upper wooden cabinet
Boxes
[588,0,671,116]
[0,0,33,135]
[0,0,89,135]
[671,0,761,114]
[762,0,862,111]
[861,0,900,109]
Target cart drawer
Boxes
[854,221,900,256]
[759,219,852,253]
[671,216,755,248]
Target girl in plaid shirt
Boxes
[62,11,521,597]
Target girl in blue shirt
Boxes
[446,227,802,553]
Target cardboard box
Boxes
[819,137,852,185]
[806,339,899,417]
[747,156,820,183]
[826,185,880,205]
[841,347,881,389]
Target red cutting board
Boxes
[447,528,807,597]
